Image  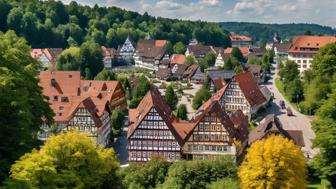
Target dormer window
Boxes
[68,74,72,78]
[59,106,64,110]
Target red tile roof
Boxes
[39,71,123,125]
[234,71,267,107]
[170,54,186,65]
[288,35,336,54]
[224,47,250,57]
[230,32,252,42]
[136,39,167,59]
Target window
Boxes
[52,96,58,101]
[61,96,69,102]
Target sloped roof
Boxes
[249,114,304,147]
[39,71,122,125]
[183,64,199,79]
[186,98,247,143]
[156,68,171,79]
[212,79,227,90]
[224,47,251,58]
[170,54,186,65]
[102,46,117,57]
[208,69,236,81]
[230,32,252,42]
[234,71,267,107]
[136,39,167,59]
[228,110,249,142]
[288,35,336,54]
[247,64,262,75]
[127,88,184,145]
[187,45,215,57]
[273,43,291,53]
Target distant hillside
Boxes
[219,22,336,41]
[0,1,231,48]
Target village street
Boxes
[261,63,318,158]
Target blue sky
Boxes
[61,0,336,27]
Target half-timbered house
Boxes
[39,71,126,145]
[127,89,184,162]
[181,99,248,160]
[213,71,267,119]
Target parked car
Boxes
[286,107,293,116]
[279,100,286,109]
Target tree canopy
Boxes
[165,85,178,110]
[94,69,116,80]
[192,87,211,110]
[0,1,231,48]
[176,104,188,120]
[0,30,53,182]
[238,135,306,189]
[7,131,120,189]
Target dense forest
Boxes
[0,0,231,48]
[219,22,336,41]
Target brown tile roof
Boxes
[102,46,117,57]
[136,39,167,59]
[212,79,227,90]
[234,71,267,107]
[273,43,291,53]
[228,110,249,142]
[225,47,251,58]
[183,64,199,79]
[250,47,266,56]
[156,68,171,79]
[127,88,184,145]
[187,45,215,58]
[39,71,123,125]
[230,32,252,42]
[288,35,336,54]
[170,54,186,65]
[174,64,189,76]
[248,114,304,147]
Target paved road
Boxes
[262,63,318,158]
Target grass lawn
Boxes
[274,78,300,112]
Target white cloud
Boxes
[60,0,336,27]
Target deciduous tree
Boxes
[165,85,178,110]
[238,135,306,189]
[7,131,120,189]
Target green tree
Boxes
[192,88,211,110]
[247,57,262,65]
[79,41,104,78]
[204,52,216,67]
[85,67,93,79]
[6,7,23,33]
[160,157,237,189]
[165,85,178,110]
[185,55,197,64]
[7,131,120,189]
[231,47,245,63]
[223,57,234,70]
[206,178,239,189]
[311,43,336,77]
[279,60,300,82]
[56,47,81,71]
[284,78,304,103]
[173,42,186,54]
[311,91,336,187]
[94,69,116,80]
[0,31,53,182]
[176,104,188,120]
[238,135,306,189]
[110,109,125,137]
[119,158,170,189]
[165,41,174,55]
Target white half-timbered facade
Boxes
[127,89,183,162]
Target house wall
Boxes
[183,112,236,160]
[288,53,314,73]
[128,108,182,162]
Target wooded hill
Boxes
[0,0,231,48]
[219,22,336,41]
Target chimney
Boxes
[51,78,57,87]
